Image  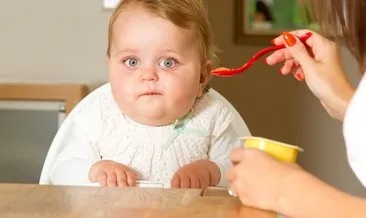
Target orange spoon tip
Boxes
[211,67,230,73]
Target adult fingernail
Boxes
[295,73,304,81]
[279,68,284,75]
[282,32,296,47]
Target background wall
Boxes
[0,0,364,196]
[0,0,110,83]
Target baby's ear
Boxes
[200,60,212,85]
[197,60,212,97]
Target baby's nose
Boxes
[141,67,158,81]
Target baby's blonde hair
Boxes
[106,0,219,67]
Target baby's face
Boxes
[107,8,209,126]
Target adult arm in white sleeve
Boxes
[343,74,366,187]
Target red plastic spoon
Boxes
[211,32,312,77]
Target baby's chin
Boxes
[127,112,179,127]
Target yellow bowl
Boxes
[239,136,303,163]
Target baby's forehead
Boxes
[113,8,196,32]
[112,12,197,45]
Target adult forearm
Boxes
[329,82,354,121]
[277,170,366,218]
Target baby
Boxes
[49,0,241,189]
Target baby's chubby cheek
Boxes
[169,88,197,105]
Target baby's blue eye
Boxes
[159,58,176,69]
[124,58,139,68]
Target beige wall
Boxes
[0,0,364,196]
[0,0,111,83]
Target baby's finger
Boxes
[96,172,107,187]
[106,171,117,187]
[189,175,200,189]
[180,175,190,189]
[115,168,128,187]
[170,174,180,188]
[199,177,209,189]
[125,170,137,187]
[279,59,296,76]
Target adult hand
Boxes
[227,147,300,211]
[266,30,354,121]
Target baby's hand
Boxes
[171,159,220,189]
[89,160,137,187]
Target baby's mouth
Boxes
[141,91,162,96]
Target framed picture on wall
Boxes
[234,0,319,45]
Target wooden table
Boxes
[0,184,277,218]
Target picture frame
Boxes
[234,0,319,45]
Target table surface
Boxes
[0,183,277,218]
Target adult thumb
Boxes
[282,32,315,73]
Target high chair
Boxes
[39,83,251,186]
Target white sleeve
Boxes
[343,75,366,187]
[208,124,240,188]
[49,107,102,185]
